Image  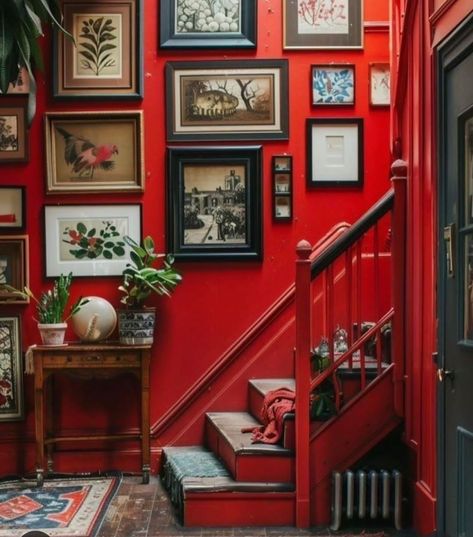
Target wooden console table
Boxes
[30,342,151,486]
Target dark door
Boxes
[438,15,473,537]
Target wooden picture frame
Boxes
[159,0,257,49]
[0,68,30,95]
[44,111,144,193]
[167,145,263,260]
[0,235,29,304]
[0,315,24,421]
[44,204,142,277]
[0,187,26,232]
[272,155,293,221]
[283,0,363,50]
[53,0,143,99]
[369,63,390,106]
[165,60,289,141]
[306,118,364,188]
[0,100,28,163]
[312,64,355,106]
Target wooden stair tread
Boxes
[206,412,293,456]
[248,378,295,396]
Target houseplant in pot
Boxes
[117,235,182,345]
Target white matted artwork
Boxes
[306,118,363,187]
[369,63,390,106]
[44,204,141,277]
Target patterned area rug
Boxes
[0,473,120,537]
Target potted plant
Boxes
[0,1,71,123]
[117,235,182,345]
[2,273,88,346]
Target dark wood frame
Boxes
[311,64,355,106]
[165,59,289,142]
[0,235,29,304]
[0,99,28,163]
[53,0,143,99]
[159,0,257,49]
[167,145,263,261]
[272,155,293,221]
[283,0,363,49]
[0,186,26,232]
[0,315,23,422]
[306,118,364,188]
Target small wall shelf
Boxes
[272,155,293,220]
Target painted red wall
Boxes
[0,0,391,476]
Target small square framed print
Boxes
[0,100,28,163]
[306,118,364,188]
[369,63,390,106]
[0,187,25,232]
[312,64,355,106]
[0,235,29,304]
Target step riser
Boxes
[184,492,295,526]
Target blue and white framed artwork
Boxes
[312,65,355,106]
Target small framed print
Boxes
[272,155,292,221]
[0,235,29,304]
[283,0,363,50]
[312,64,355,106]
[0,68,30,95]
[53,0,143,99]
[160,0,257,50]
[0,315,24,421]
[306,118,364,188]
[369,63,390,106]
[274,156,292,172]
[0,187,25,232]
[44,204,142,277]
[167,145,263,261]
[45,111,144,193]
[0,100,28,163]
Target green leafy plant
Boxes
[310,339,337,421]
[0,0,72,123]
[79,17,117,76]
[119,236,182,308]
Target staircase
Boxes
[160,172,407,529]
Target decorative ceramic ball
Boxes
[71,296,117,342]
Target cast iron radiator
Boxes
[330,469,402,531]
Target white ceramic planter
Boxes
[38,323,67,346]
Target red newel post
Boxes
[391,159,407,418]
[295,240,312,528]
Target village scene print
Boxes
[175,0,241,34]
[0,115,18,153]
[298,0,349,34]
[183,164,247,245]
[312,65,354,105]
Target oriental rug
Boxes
[0,473,120,537]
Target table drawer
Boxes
[42,352,140,368]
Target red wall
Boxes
[0,0,391,476]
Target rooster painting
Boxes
[56,126,118,179]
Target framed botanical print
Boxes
[166,60,289,141]
[283,0,363,49]
[306,118,364,187]
[160,0,257,49]
[0,235,29,304]
[53,0,143,99]
[167,146,263,260]
[0,100,28,163]
[0,187,26,232]
[44,204,142,277]
[369,63,390,106]
[0,316,23,421]
[312,64,355,106]
[44,111,144,193]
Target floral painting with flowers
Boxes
[312,65,354,105]
[0,317,23,421]
[298,0,349,35]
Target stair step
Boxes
[205,412,294,483]
[161,446,295,527]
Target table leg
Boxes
[141,349,151,484]
[34,353,45,486]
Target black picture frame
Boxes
[0,315,24,421]
[165,59,289,142]
[306,118,364,188]
[0,186,26,232]
[160,0,257,49]
[167,145,263,261]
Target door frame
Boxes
[436,11,473,536]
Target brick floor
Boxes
[96,475,415,537]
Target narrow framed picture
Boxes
[165,59,289,141]
[312,64,355,106]
[0,100,28,163]
[167,145,263,261]
[369,63,390,106]
[53,0,143,99]
[0,315,24,421]
[160,0,257,49]
[283,0,363,49]
[0,235,29,304]
[0,186,26,232]
[306,118,364,188]
[44,204,142,277]
[44,111,144,193]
